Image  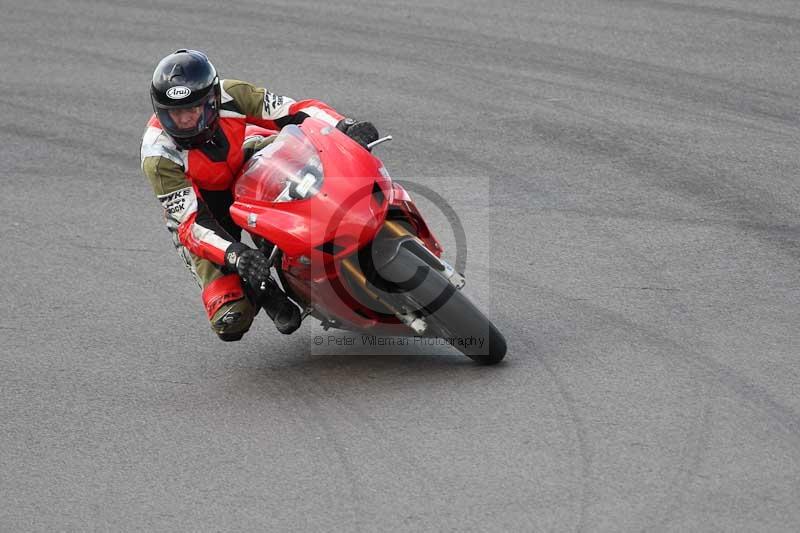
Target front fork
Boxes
[340,252,427,334]
[338,220,465,334]
[379,221,465,289]
[378,221,466,290]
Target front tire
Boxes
[375,243,507,364]
[419,285,507,365]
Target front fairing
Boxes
[230,119,392,260]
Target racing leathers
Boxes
[140,79,344,340]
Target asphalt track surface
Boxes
[1,0,799,531]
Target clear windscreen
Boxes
[235,125,324,203]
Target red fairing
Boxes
[230,119,390,258]
[229,118,447,334]
[202,273,245,318]
[390,183,443,257]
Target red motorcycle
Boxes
[230,118,506,364]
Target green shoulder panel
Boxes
[222,79,267,118]
[142,155,190,197]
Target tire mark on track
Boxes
[488,259,799,527]
[607,0,800,28]
[655,404,713,530]
[493,310,592,533]
[279,366,365,532]
[287,367,449,504]
[516,102,800,261]
[593,206,800,450]
[0,97,133,144]
[2,122,135,171]
[582,193,716,531]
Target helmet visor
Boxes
[153,90,218,140]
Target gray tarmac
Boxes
[1,0,799,531]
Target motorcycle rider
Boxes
[141,49,379,341]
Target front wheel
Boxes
[417,285,507,365]
[374,242,507,364]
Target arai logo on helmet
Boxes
[166,86,192,99]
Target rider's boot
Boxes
[258,278,302,334]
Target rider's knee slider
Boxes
[202,274,245,319]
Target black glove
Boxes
[336,118,379,150]
[225,242,273,293]
[224,242,301,334]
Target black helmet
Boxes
[150,49,220,149]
